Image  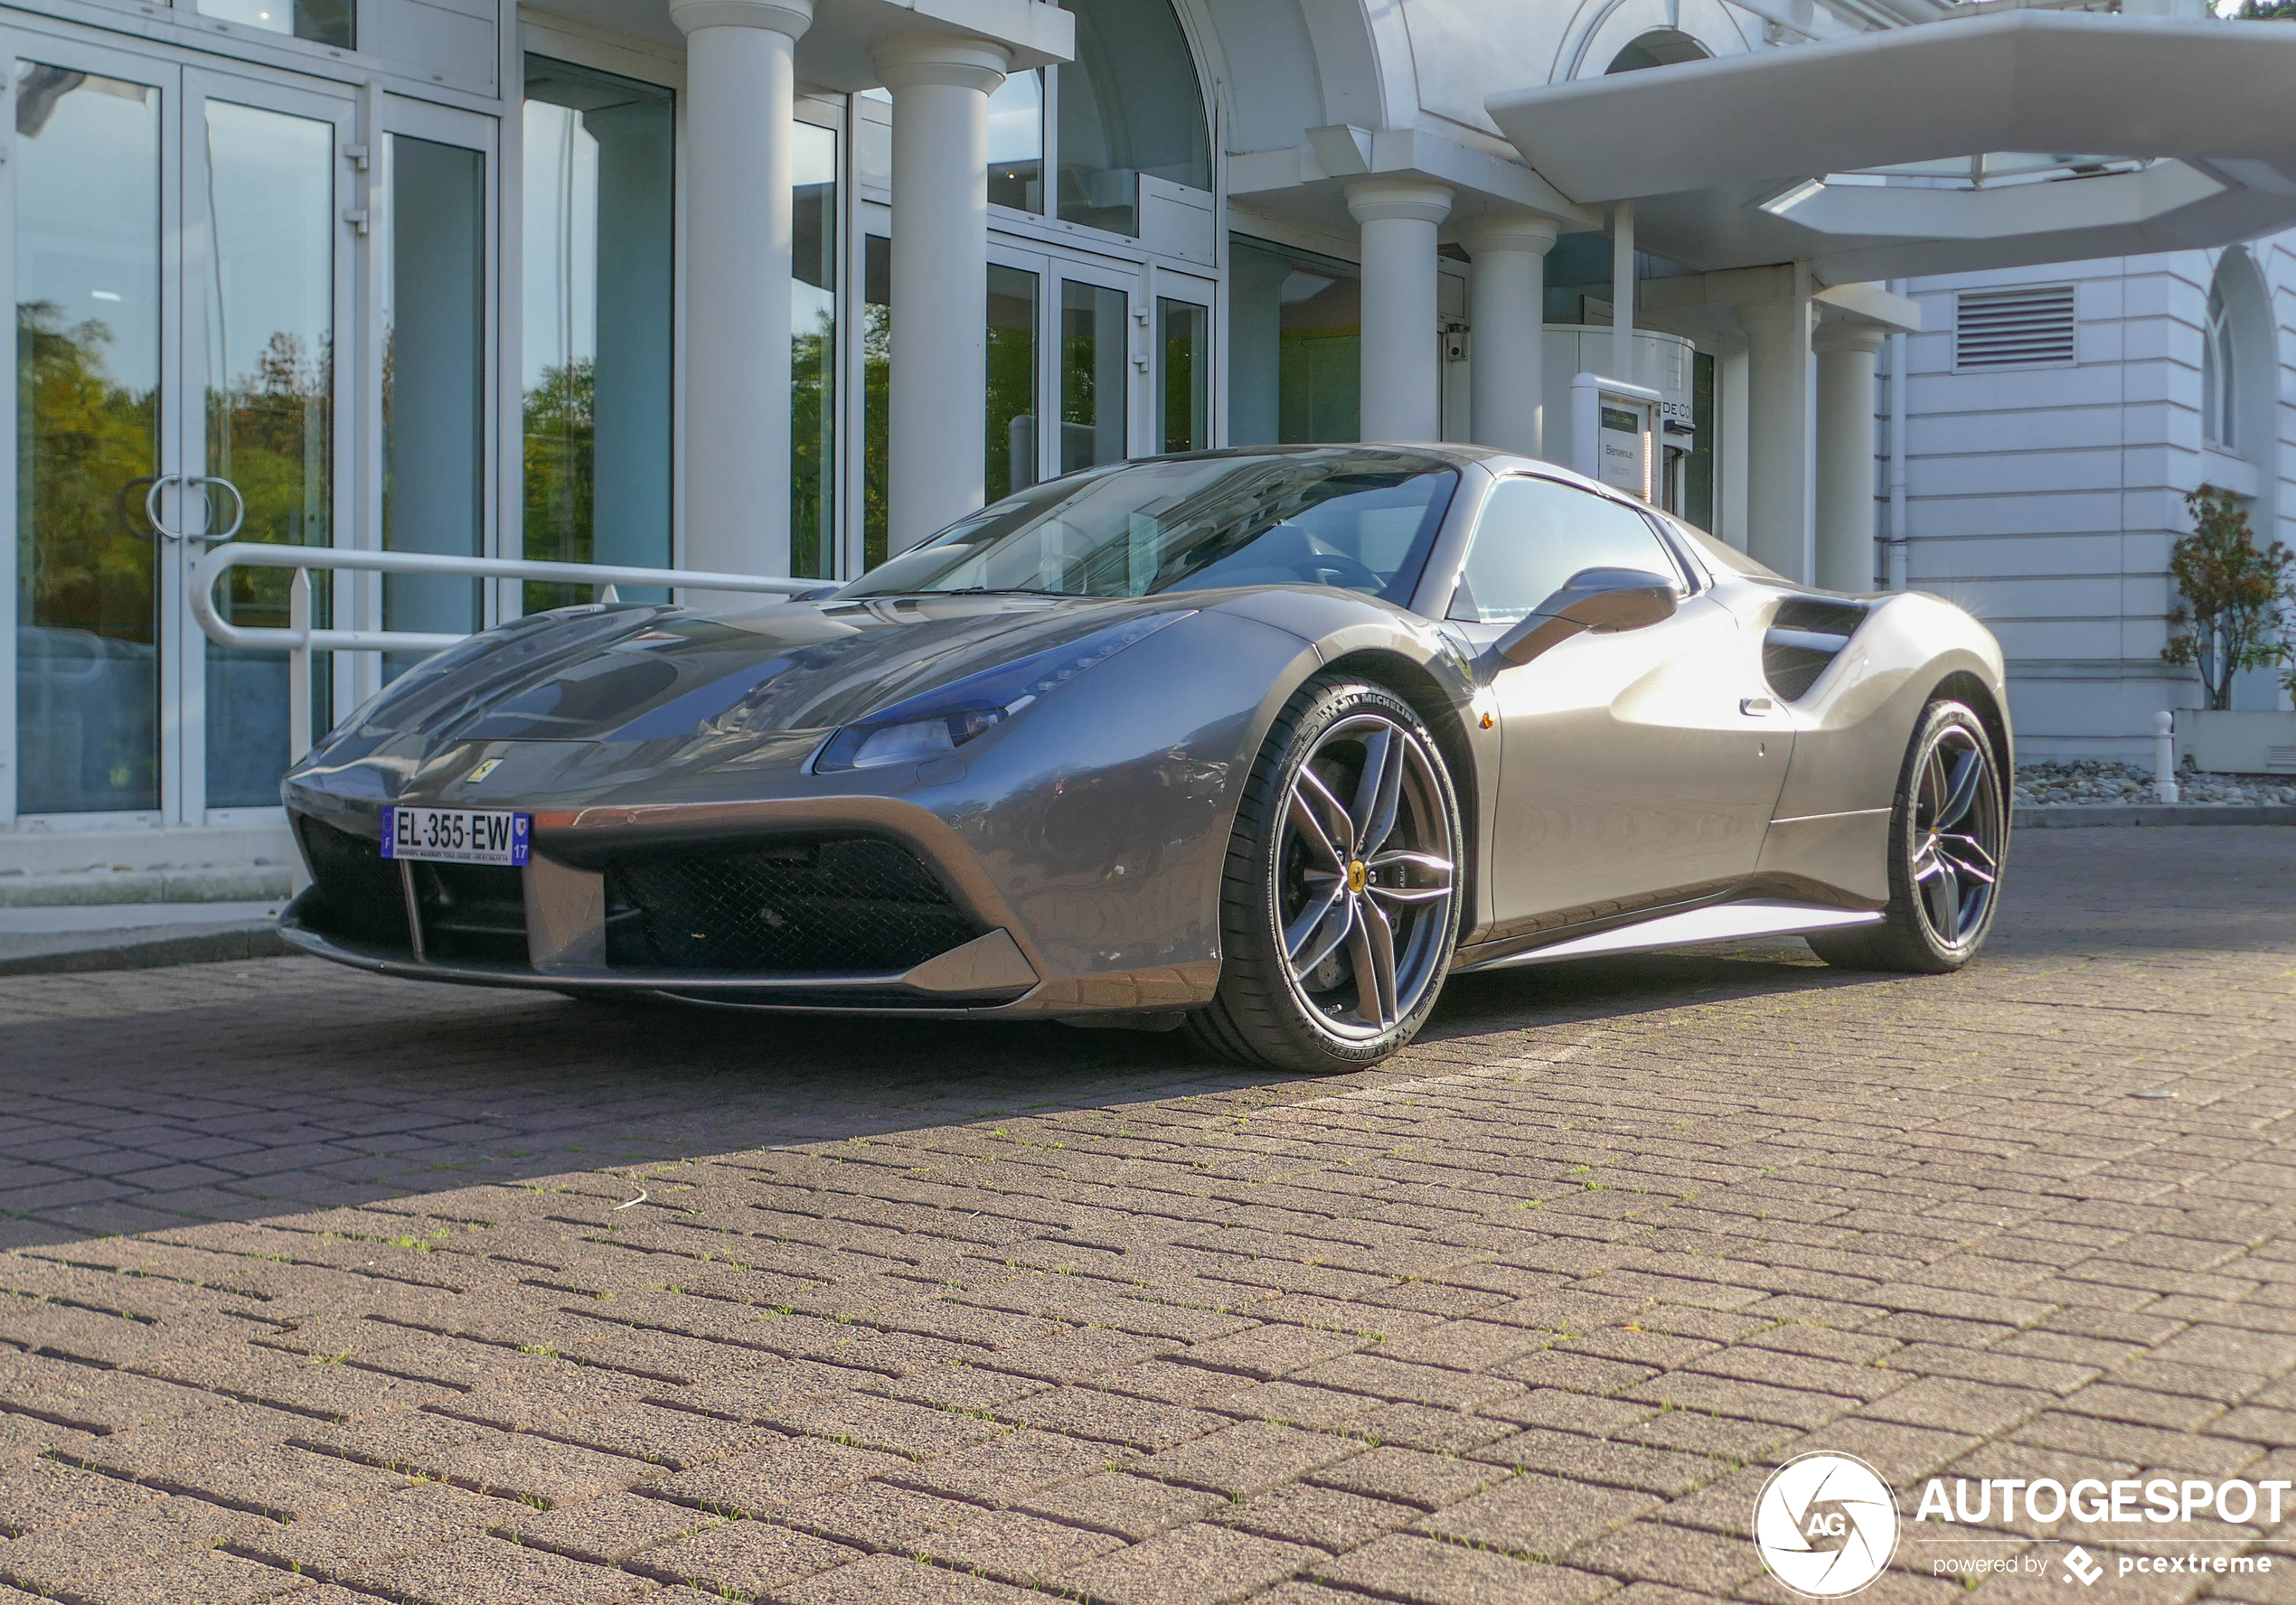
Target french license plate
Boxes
[381,806,532,868]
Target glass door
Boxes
[7,41,175,822]
[988,240,1147,494]
[180,68,356,815]
[2,26,357,825]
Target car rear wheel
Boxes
[1188,678,1463,1072]
[1809,698,2006,973]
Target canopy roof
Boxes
[1487,11,2296,280]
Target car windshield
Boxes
[838,448,1459,604]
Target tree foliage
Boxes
[2161,484,2293,709]
[16,301,158,643]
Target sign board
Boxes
[1569,373,1661,503]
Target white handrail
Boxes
[189,542,823,765]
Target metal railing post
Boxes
[288,568,314,766]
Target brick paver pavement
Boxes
[2,826,2292,1605]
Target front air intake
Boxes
[1763,598,1868,702]
[604,836,985,974]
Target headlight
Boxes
[813,610,1191,774]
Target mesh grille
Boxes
[606,837,983,974]
[1954,285,2076,370]
[295,817,413,953]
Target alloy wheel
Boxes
[1908,721,2002,948]
[1275,713,1455,1040]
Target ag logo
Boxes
[1752,1451,1900,1599]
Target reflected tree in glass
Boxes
[14,63,162,815]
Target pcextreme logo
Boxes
[1753,1453,1901,1599]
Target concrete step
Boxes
[0,822,298,906]
[0,900,292,975]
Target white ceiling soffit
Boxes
[1485,10,2296,278]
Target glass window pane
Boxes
[986,264,1039,502]
[195,0,353,49]
[863,234,889,571]
[1056,0,1209,238]
[987,70,1042,214]
[14,64,162,814]
[383,135,485,672]
[1229,237,1360,446]
[792,120,837,579]
[202,101,336,808]
[1060,281,1125,474]
[1454,476,1675,624]
[1158,297,1207,455]
[522,58,673,611]
[1685,350,1715,531]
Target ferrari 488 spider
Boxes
[281,446,2010,1070]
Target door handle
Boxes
[1740,696,1775,716]
[143,471,184,540]
[149,474,246,543]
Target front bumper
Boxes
[282,792,1218,1018]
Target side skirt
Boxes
[1452,900,1882,972]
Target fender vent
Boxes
[1763,598,1868,702]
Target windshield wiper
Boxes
[936,585,1077,596]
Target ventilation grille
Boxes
[1955,286,2076,371]
[605,836,985,974]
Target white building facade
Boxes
[3,0,2291,902]
[1896,239,2296,761]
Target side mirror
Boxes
[1491,567,1679,667]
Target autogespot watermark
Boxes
[1751,1458,2286,1598]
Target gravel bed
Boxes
[2015,758,2296,807]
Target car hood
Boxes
[314,592,1206,762]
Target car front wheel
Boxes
[1189,678,1463,1072]
[1809,698,2007,973]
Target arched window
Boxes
[1056,0,1210,238]
[1605,30,1711,74]
[2203,274,2236,451]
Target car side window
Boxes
[1448,476,1684,624]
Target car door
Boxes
[1445,475,1791,931]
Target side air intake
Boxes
[1763,598,1868,702]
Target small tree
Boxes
[2161,484,2293,710]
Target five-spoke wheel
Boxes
[1191,680,1463,1071]
[1810,698,2007,973]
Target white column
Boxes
[1461,212,1559,458]
[1739,296,1811,582]
[671,0,813,579]
[875,33,1010,552]
[1347,178,1453,443]
[1611,198,1635,385]
[1812,320,1886,595]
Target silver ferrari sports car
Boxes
[281,446,2010,1071]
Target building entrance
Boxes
[5,27,356,826]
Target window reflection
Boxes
[382,135,485,675]
[1057,0,1209,238]
[987,70,1042,213]
[202,100,335,807]
[863,235,890,572]
[986,266,1040,502]
[1060,281,1125,473]
[522,59,674,609]
[14,64,161,814]
[1159,297,1207,454]
[793,120,837,579]
[1229,237,1360,445]
[195,0,353,49]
